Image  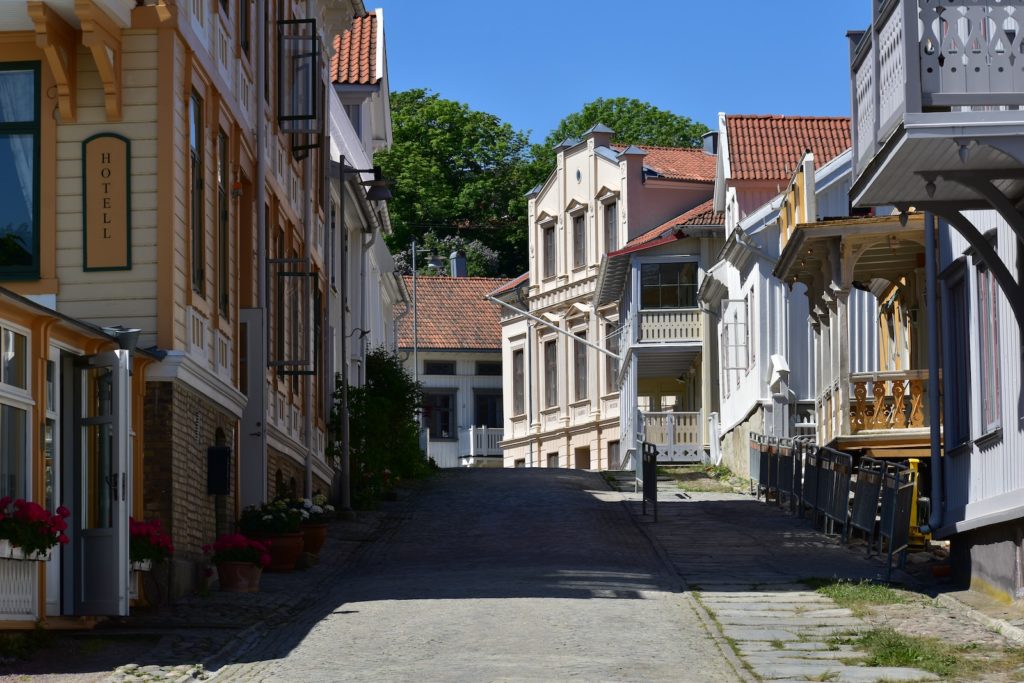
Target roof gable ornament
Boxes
[595,186,619,204]
[565,199,587,216]
[536,210,557,227]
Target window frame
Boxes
[605,322,619,395]
[941,260,971,448]
[217,129,230,318]
[473,389,503,428]
[639,259,699,310]
[976,262,1002,437]
[604,201,618,254]
[542,224,556,280]
[423,360,456,376]
[0,61,41,280]
[0,322,31,502]
[543,338,557,408]
[572,213,586,269]
[512,347,525,415]
[189,91,206,296]
[475,361,501,376]
[422,389,457,441]
[573,330,588,402]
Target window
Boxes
[190,91,205,295]
[573,214,586,268]
[0,326,29,499]
[574,331,588,401]
[474,390,503,428]
[542,225,556,279]
[546,452,559,468]
[0,63,40,277]
[344,103,361,138]
[217,131,230,317]
[977,264,1001,434]
[514,458,526,468]
[945,270,970,445]
[607,440,620,470]
[544,339,557,408]
[641,262,698,309]
[722,297,751,392]
[604,202,618,253]
[274,230,284,369]
[424,360,455,375]
[512,349,524,415]
[605,323,619,394]
[475,361,501,376]
[422,391,456,440]
[239,0,251,58]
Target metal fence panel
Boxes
[802,445,819,517]
[749,432,761,496]
[850,458,884,544]
[823,448,853,542]
[777,438,794,509]
[642,442,658,521]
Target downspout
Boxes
[360,221,379,384]
[301,0,315,500]
[921,211,944,534]
[255,0,268,504]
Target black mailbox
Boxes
[207,446,232,495]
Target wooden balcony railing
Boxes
[642,412,702,447]
[849,370,936,433]
[851,0,1024,177]
[459,426,504,458]
[638,308,702,343]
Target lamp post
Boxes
[335,156,391,514]
[410,240,443,385]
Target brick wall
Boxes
[143,380,238,597]
[268,447,331,500]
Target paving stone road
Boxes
[214,469,741,682]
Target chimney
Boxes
[702,131,719,156]
[450,250,467,277]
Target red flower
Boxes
[57,533,69,545]
[56,505,70,518]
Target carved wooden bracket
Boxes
[74,0,121,121]
[26,2,78,122]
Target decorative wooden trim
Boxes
[26,2,77,123]
[74,0,121,121]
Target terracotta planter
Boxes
[251,532,304,572]
[217,561,263,592]
[301,523,328,556]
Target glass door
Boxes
[72,350,130,616]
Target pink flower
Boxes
[57,533,69,545]
[56,505,71,518]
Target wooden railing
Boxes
[638,308,702,342]
[850,370,934,433]
[642,412,702,447]
[852,0,1024,177]
[459,426,503,457]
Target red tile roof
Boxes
[613,145,717,183]
[488,272,529,297]
[396,276,508,351]
[331,12,379,85]
[724,115,851,181]
[628,199,723,246]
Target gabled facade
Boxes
[849,0,1024,601]
[701,114,851,477]
[593,200,724,469]
[498,125,715,470]
[397,275,506,468]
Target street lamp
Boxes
[410,239,442,385]
[335,156,391,514]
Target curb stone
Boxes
[934,592,1024,645]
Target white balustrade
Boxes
[638,308,702,342]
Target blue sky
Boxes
[372,1,873,143]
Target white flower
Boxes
[300,510,310,519]
[324,505,335,513]
[311,505,323,515]
[303,498,312,508]
[262,514,273,521]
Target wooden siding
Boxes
[940,210,1024,524]
[55,34,160,344]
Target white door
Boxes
[239,308,267,508]
[74,350,130,616]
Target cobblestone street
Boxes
[214,468,738,682]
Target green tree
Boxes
[529,97,711,185]
[376,89,533,277]
[328,348,429,508]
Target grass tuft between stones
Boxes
[834,628,964,678]
[802,578,906,615]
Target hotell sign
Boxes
[83,133,131,271]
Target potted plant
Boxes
[204,534,270,592]
[237,500,304,571]
[0,497,70,561]
[129,517,174,571]
[295,494,335,556]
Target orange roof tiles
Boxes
[331,12,379,85]
[396,276,508,351]
[612,145,717,183]
[489,272,528,297]
[724,115,851,181]
[628,199,724,247]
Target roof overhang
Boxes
[697,260,729,306]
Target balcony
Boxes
[818,370,940,456]
[851,0,1024,206]
[638,308,702,343]
[458,426,504,467]
[641,411,705,463]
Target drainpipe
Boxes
[359,221,379,384]
[921,211,944,534]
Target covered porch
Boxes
[633,345,707,463]
[776,213,941,457]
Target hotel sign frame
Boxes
[82,133,131,272]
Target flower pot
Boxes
[131,559,153,572]
[250,532,304,572]
[0,539,51,561]
[216,561,263,592]
[301,523,328,556]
